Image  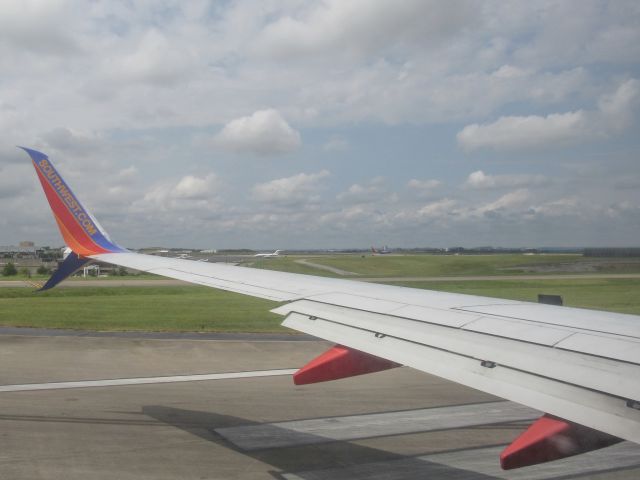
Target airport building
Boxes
[0,241,37,256]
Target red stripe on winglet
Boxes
[34,165,108,255]
[293,345,400,385]
[500,414,622,470]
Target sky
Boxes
[1,0,639,250]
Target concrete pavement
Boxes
[1,334,639,479]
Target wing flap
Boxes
[274,300,640,401]
[281,310,640,443]
[555,333,640,365]
[305,291,481,327]
[461,316,575,346]
[457,303,640,339]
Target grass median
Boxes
[388,278,640,315]
[0,285,283,332]
[251,254,640,277]
[0,277,638,332]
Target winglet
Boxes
[39,252,91,291]
[20,147,125,257]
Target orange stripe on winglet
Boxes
[53,213,95,257]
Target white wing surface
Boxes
[91,251,640,445]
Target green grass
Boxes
[251,254,640,277]
[1,254,639,332]
[388,278,640,315]
[65,273,165,281]
[0,273,167,282]
[0,286,283,332]
[0,273,165,282]
[249,257,339,276]
[0,278,638,332]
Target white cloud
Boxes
[253,0,473,59]
[323,135,349,152]
[465,171,547,189]
[337,177,387,204]
[597,78,640,131]
[457,79,639,151]
[317,205,372,228]
[407,178,442,196]
[605,200,640,219]
[117,166,138,181]
[137,174,219,212]
[492,65,531,79]
[214,109,301,155]
[0,163,36,200]
[477,189,531,214]
[1,1,639,248]
[173,175,217,199]
[0,0,79,55]
[528,197,581,218]
[404,189,533,224]
[252,170,330,206]
[416,198,458,219]
[41,127,104,155]
[457,111,587,151]
[103,29,196,87]
[508,2,640,67]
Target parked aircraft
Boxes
[22,147,640,470]
[254,250,282,258]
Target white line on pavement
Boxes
[0,369,297,392]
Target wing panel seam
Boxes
[453,307,640,341]
[286,311,631,403]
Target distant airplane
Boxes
[371,245,391,255]
[21,147,640,470]
[254,249,282,258]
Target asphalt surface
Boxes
[1,333,638,479]
[0,326,315,341]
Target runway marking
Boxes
[0,369,297,393]
[215,401,539,450]
[281,442,640,479]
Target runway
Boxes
[1,333,638,479]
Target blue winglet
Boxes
[39,253,91,291]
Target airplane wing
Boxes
[23,147,640,469]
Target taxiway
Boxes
[1,332,638,479]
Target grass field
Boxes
[0,286,282,332]
[0,273,166,282]
[1,254,639,332]
[389,278,640,315]
[251,254,640,277]
[0,275,638,332]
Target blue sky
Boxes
[0,0,639,249]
